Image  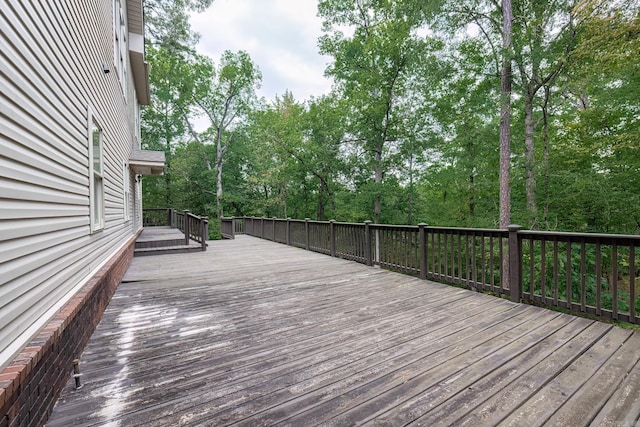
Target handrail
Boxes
[142,208,208,251]
[142,208,170,227]
[237,216,640,325]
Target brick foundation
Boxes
[0,232,140,427]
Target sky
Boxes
[190,0,334,103]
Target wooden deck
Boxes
[47,235,640,426]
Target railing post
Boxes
[184,210,190,245]
[418,223,427,280]
[305,218,310,251]
[508,224,522,302]
[286,218,291,246]
[375,228,380,265]
[166,208,172,227]
[201,217,209,250]
[273,217,277,241]
[330,220,336,257]
[364,220,372,266]
[230,217,236,239]
[260,217,265,239]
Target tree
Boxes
[298,95,348,220]
[141,44,194,208]
[141,0,215,210]
[423,36,501,227]
[188,50,262,218]
[144,0,214,47]
[498,0,513,229]
[318,0,429,223]
[551,0,640,232]
[509,0,579,227]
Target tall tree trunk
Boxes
[469,173,475,221]
[284,185,288,218]
[216,126,224,218]
[317,180,327,221]
[374,144,383,224]
[408,154,414,225]
[163,109,172,208]
[465,126,475,224]
[500,0,513,290]
[542,85,550,228]
[499,0,513,229]
[524,90,537,227]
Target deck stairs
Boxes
[134,226,203,256]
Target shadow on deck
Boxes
[48,235,640,426]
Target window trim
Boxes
[123,163,131,221]
[89,112,105,232]
[113,0,128,100]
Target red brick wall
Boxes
[0,232,139,427]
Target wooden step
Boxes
[134,244,203,257]
[135,238,186,249]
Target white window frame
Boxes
[113,0,128,100]
[123,163,130,221]
[134,100,140,147]
[89,114,105,232]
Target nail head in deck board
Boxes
[47,236,640,426]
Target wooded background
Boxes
[141,0,640,235]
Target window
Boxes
[113,0,127,98]
[123,163,130,221]
[89,119,104,231]
[134,101,140,146]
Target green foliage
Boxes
[208,217,222,240]
[521,239,640,315]
[140,0,640,237]
[144,0,214,47]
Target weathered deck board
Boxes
[47,235,640,426]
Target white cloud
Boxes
[190,0,333,102]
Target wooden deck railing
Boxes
[143,208,208,251]
[142,208,171,227]
[226,216,640,325]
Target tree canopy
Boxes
[141,0,640,236]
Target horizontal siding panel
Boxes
[0,226,87,265]
[0,217,88,241]
[0,264,91,344]
[0,223,131,305]
[0,200,87,220]
[0,235,89,287]
[0,241,92,312]
[0,179,88,206]
[0,133,86,186]
[1,0,85,125]
[0,80,85,168]
[0,40,84,144]
[0,223,130,318]
[0,157,87,196]
[0,112,87,179]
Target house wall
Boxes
[0,236,137,427]
[0,0,142,372]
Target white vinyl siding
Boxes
[0,0,142,369]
